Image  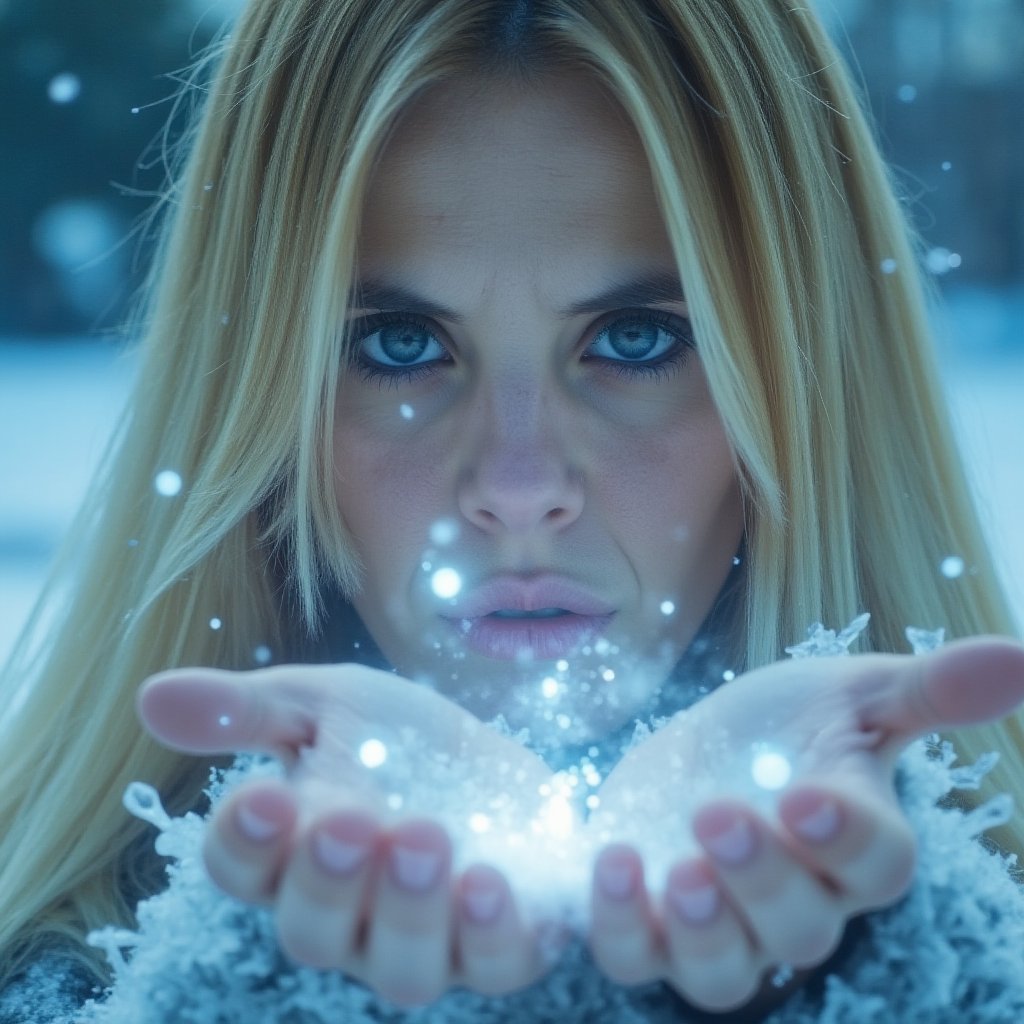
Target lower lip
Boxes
[446,613,615,661]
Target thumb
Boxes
[137,666,317,757]
[859,636,1024,740]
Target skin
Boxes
[138,73,1024,1014]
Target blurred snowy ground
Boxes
[0,292,1022,667]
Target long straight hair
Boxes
[1,0,1019,986]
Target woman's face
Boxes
[333,73,743,742]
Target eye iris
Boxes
[380,324,430,363]
[608,321,659,360]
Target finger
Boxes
[858,636,1024,741]
[778,785,916,911]
[589,844,663,985]
[661,856,762,1013]
[203,779,298,903]
[275,810,382,970]
[455,863,541,995]
[364,819,454,1007]
[692,801,845,970]
[137,667,317,757]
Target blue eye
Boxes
[348,313,450,384]
[584,310,695,378]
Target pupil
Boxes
[380,324,429,363]
[609,321,658,360]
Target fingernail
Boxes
[596,857,636,900]
[236,802,282,843]
[391,845,442,892]
[463,884,504,924]
[793,798,841,843]
[669,882,721,925]
[313,831,368,876]
[702,815,756,866]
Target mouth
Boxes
[487,607,571,620]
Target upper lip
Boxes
[441,573,616,619]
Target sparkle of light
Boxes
[468,813,491,834]
[154,470,183,496]
[880,258,898,275]
[941,555,965,579]
[723,669,736,681]
[253,644,272,665]
[539,795,575,839]
[601,668,615,682]
[430,567,463,599]
[897,84,917,103]
[941,161,952,171]
[48,73,82,104]
[359,738,388,768]
[660,600,676,616]
[209,617,222,630]
[752,750,792,790]
[400,403,415,420]
[556,659,569,672]
[541,677,559,699]
[429,518,459,546]
[217,714,231,727]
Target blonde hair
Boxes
[2,0,1020,987]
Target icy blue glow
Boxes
[400,403,414,420]
[751,750,792,790]
[253,645,272,665]
[431,567,463,599]
[358,738,388,768]
[48,73,81,104]
[660,599,676,616]
[209,617,222,630]
[468,812,492,833]
[897,84,918,103]
[154,470,182,496]
[429,518,459,545]
[881,258,898,274]
[217,714,231,728]
[541,677,559,699]
[941,555,965,579]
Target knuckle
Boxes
[276,917,339,970]
[777,918,843,968]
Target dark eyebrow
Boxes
[349,270,686,323]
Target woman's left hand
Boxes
[585,636,1024,1014]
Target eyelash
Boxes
[345,309,696,387]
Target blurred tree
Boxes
[0,0,222,336]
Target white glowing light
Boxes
[897,84,917,103]
[387,793,404,810]
[941,161,952,171]
[556,713,572,729]
[660,600,676,616]
[430,567,463,599]
[556,659,569,672]
[586,794,601,810]
[358,738,388,768]
[429,518,459,546]
[594,638,611,656]
[154,470,183,496]
[48,73,81,104]
[468,812,492,834]
[209,617,222,630]
[941,555,965,579]
[601,668,615,682]
[880,258,898,275]
[217,714,231,728]
[723,669,736,681]
[541,677,559,699]
[400,403,415,420]
[751,750,792,790]
[253,644,272,665]
[538,795,575,839]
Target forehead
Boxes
[359,73,672,267]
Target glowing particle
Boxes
[601,668,615,682]
[358,738,388,768]
[400,403,415,420]
[751,750,792,790]
[948,252,962,269]
[941,160,952,171]
[48,73,81,104]
[209,617,222,630]
[154,470,183,496]
[941,555,965,579]
[556,659,569,672]
[594,638,611,656]
[468,812,492,833]
[539,795,575,839]
[217,714,231,727]
[586,794,601,810]
[732,554,742,566]
[430,567,463,599]
[897,84,917,103]
[880,258,898,275]
[660,600,676,616]
[127,538,139,548]
[421,560,433,572]
[253,644,272,665]
[556,713,572,729]
[541,677,559,699]
[723,669,736,681]
[926,247,958,275]
[203,182,214,192]
[386,793,404,810]
[429,518,459,546]
[130,106,140,114]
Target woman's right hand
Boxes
[137,663,556,1006]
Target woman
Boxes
[1,0,1022,1020]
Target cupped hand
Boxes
[585,636,1024,1013]
[138,663,557,1006]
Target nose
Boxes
[456,392,583,536]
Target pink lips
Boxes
[441,574,615,661]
